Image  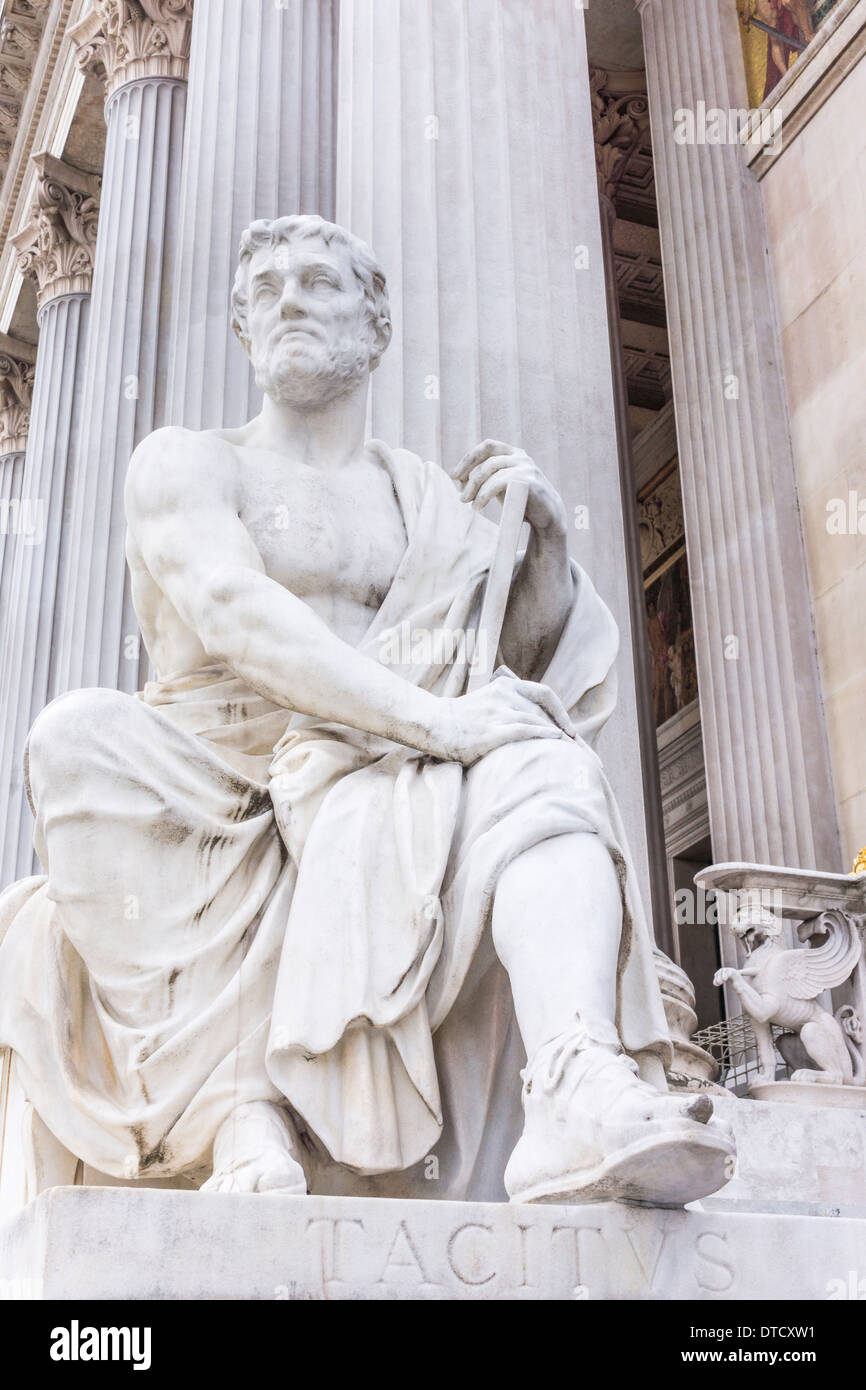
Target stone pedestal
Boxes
[706,1094,866,1215]
[2,1186,864,1300]
[747,1081,866,1111]
[166,0,338,431]
[635,0,840,872]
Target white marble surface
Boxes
[2,1186,864,1301]
[707,1095,866,1213]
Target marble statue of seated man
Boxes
[0,215,733,1209]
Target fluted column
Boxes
[0,342,36,791]
[166,0,338,430]
[0,453,26,604]
[0,339,34,615]
[0,156,99,886]
[636,0,840,870]
[591,66,672,952]
[50,1,192,699]
[337,0,657,920]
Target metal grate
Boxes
[692,1015,791,1094]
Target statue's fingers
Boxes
[453,438,517,482]
[508,695,571,738]
[495,721,564,745]
[460,454,517,502]
[473,469,515,510]
[513,679,575,736]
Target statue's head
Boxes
[730,903,782,954]
[231,215,392,407]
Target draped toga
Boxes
[0,443,670,1202]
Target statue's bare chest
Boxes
[237,452,407,610]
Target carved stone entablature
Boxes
[12,153,101,311]
[637,460,684,573]
[70,0,194,102]
[613,220,667,344]
[589,65,651,206]
[657,701,709,860]
[0,330,36,456]
[622,342,672,411]
[0,0,52,186]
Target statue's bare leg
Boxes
[493,832,734,1207]
[202,1102,308,1195]
[753,1018,779,1082]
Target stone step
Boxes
[2,1186,865,1301]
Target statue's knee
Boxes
[524,737,606,802]
[27,688,131,787]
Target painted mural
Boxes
[638,459,699,728]
[738,0,841,106]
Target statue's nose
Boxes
[280,279,305,317]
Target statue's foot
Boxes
[790,1068,845,1086]
[202,1101,308,1195]
[505,1030,735,1209]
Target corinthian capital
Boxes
[70,0,194,100]
[0,332,36,456]
[12,154,102,312]
[590,66,651,204]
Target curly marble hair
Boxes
[231,215,392,360]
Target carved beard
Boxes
[253,325,374,407]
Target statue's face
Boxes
[245,235,375,407]
[742,925,770,953]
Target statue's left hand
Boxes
[714,967,739,987]
[452,440,568,537]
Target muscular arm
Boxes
[125,428,449,754]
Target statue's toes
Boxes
[681,1093,713,1125]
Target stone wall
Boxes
[756,17,866,865]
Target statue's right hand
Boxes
[431,670,575,766]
